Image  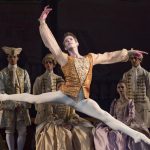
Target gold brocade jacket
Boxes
[60,54,93,99]
[33,71,64,124]
[0,67,31,128]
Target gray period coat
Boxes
[0,67,31,128]
[123,66,150,128]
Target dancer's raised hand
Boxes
[39,5,52,21]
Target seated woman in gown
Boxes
[93,80,150,150]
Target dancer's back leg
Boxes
[74,98,150,144]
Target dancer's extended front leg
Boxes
[0,91,76,106]
[1,93,150,144]
[74,98,150,144]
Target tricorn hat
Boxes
[2,46,22,56]
[129,48,148,60]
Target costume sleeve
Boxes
[0,71,16,110]
[109,99,116,117]
[39,20,68,66]
[128,100,135,120]
[33,77,45,111]
[145,72,150,100]
[21,70,31,108]
[91,49,129,65]
[33,77,42,95]
[24,70,31,93]
[122,72,127,81]
[56,76,64,90]
[0,72,5,94]
[0,72,5,110]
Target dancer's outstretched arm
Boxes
[39,5,67,66]
[92,49,147,65]
[91,49,128,65]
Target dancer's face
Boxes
[44,60,54,72]
[117,82,127,96]
[7,55,19,65]
[63,35,79,51]
[130,56,141,67]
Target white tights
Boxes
[5,126,26,150]
[2,91,150,144]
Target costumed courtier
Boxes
[0,46,31,150]
[122,50,150,128]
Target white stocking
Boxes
[3,91,75,105]
[74,99,150,144]
[17,125,26,150]
[6,133,15,150]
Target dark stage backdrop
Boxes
[0,0,150,113]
